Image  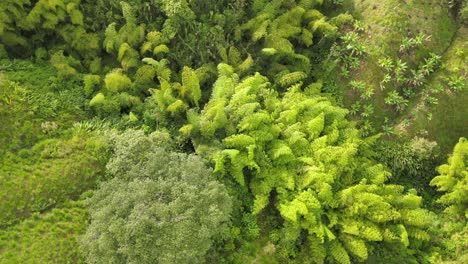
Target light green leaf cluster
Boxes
[88,69,141,116]
[431,137,468,217]
[104,69,132,93]
[83,74,101,97]
[50,50,80,78]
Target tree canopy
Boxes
[79,130,232,264]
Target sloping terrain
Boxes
[401,27,468,153]
[339,0,466,153]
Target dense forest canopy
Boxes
[0,0,466,263]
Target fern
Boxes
[50,50,79,78]
[89,92,105,107]
[237,54,254,74]
[143,58,172,81]
[153,44,169,55]
[342,235,368,261]
[223,134,256,149]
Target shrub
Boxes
[104,69,132,93]
[430,137,468,263]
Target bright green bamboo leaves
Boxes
[182,67,433,263]
[431,137,468,217]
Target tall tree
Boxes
[80,130,232,264]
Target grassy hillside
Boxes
[403,26,468,154]
[0,201,87,264]
[337,0,465,153]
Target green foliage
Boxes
[104,69,132,93]
[0,60,91,153]
[238,0,347,80]
[84,0,244,67]
[328,28,367,79]
[0,75,38,155]
[139,30,168,57]
[431,137,468,217]
[132,65,156,95]
[142,59,205,127]
[399,33,430,53]
[89,92,106,107]
[117,42,140,71]
[431,213,468,263]
[102,2,145,53]
[385,90,409,112]
[377,41,442,113]
[83,74,101,97]
[374,137,440,204]
[50,50,81,78]
[0,0,99,59]
[429,137,468,263]
[0,132,108,227]
[98,2,147,71]
[0,200,87,264]
[447,75,467,92]
[80,130,232,264]
[161,1,244,67]
[448,0,468,24]
[87,69,141,116]
[218,46,254,75]
[376,42,442,115]
[181,66,202,106]
[0,1,465,263]
[182,68,434,263]
[0,44,8,59]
